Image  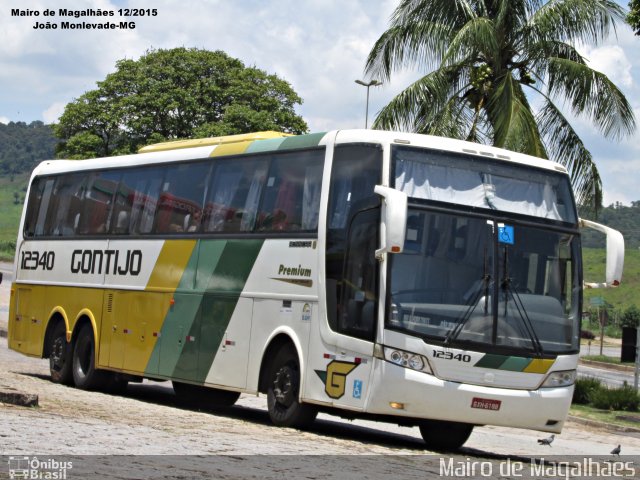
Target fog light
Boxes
[389,402,405,410]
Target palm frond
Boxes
[372,67,465,131]
[536,98,602,207]
[548,58,636,140]
[365,22,453,80]
[529,0,624,45]
[485,74,546,157]
[442,17,498,66]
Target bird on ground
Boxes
[537,434,554,446]
[611,445,621,456]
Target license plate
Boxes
[471,397,501,411]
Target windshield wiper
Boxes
[500,248,544,357]
[444,245,491,346]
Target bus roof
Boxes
[138,131,293,153]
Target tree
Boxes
[365,0,636,208]
[628,0,640,34]
[55,48,308,158]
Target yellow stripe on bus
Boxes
[523,358,555,374]
[145,240,197,292]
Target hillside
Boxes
[582,247,640,311]
[0,121,57,176]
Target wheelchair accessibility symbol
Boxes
[353,380,363,399]
[498,224,514,245]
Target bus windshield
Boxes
[388,146,581,354]
[393,145,577,223]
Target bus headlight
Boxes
[541,370,576,388]
[384,346,432,374]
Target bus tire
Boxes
[49,321,73,385]
[72,324,107,390]
[172,381,240,407]
[419,419,473,451]
[266,345,317,428]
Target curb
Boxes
[567,415,640,435]
[579,359,635,373]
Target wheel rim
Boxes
[51,337,65,372]
[273,365,296,408]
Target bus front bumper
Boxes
[365,361,573,433]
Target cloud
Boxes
[42,102,67,124]
[0,116,9,124]
[578,44,633,87]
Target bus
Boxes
[8,129,624,450]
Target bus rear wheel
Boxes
[419,419,473,451]
[49,321,73,385]
[72,324,107,390]
[172,381,240,407]
[266,346,317,428]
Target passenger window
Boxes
[203,159,268,233]
[24,178,49,237]
[154,162,210,234]
[44,174,86,236]
[257,150,324,232]
[77,171,120,235]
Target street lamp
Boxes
[355,79,381,128]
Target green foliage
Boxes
[365,0,636,209]
[572,377,604,405]
[628,0,640,35]
[590,384,640,411]
[621,305,640,328]
[580,201,640,248]
[0,121,57,175]
[55,48,308,158]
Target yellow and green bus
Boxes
[8,129,623,450]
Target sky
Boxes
[1,0,639,206]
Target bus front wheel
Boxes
[419,419,473,451]
[266,345,317,428]
[49,321,73,385]
[72,324,106,390]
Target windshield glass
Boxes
[393,145,577,223]
[388,209,581,355]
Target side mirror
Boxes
[374,185,407,258]
[579,218,624,288]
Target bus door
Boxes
[327,208,379,409]
[319,142,383,410]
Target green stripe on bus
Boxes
[172,239,264,383]
[244,137,288,153]
[499,356,532,372]
[145,244,203,377]
[278,132,326,150]
[474,354,506,369]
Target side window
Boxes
[257,150,324,232]
[43,174,86,236]
[77,171,120,235]
[203,158,268,233]
[154,162,211,234]
[339,209,379,341]
[23,178,48,237]
[125,167,164,235]
[325,144,382,332]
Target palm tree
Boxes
[365,0,635,208]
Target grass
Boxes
[0,173,30,261]
[581,355,633,366]
[583,247,640,311]
[570,404,640,430]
